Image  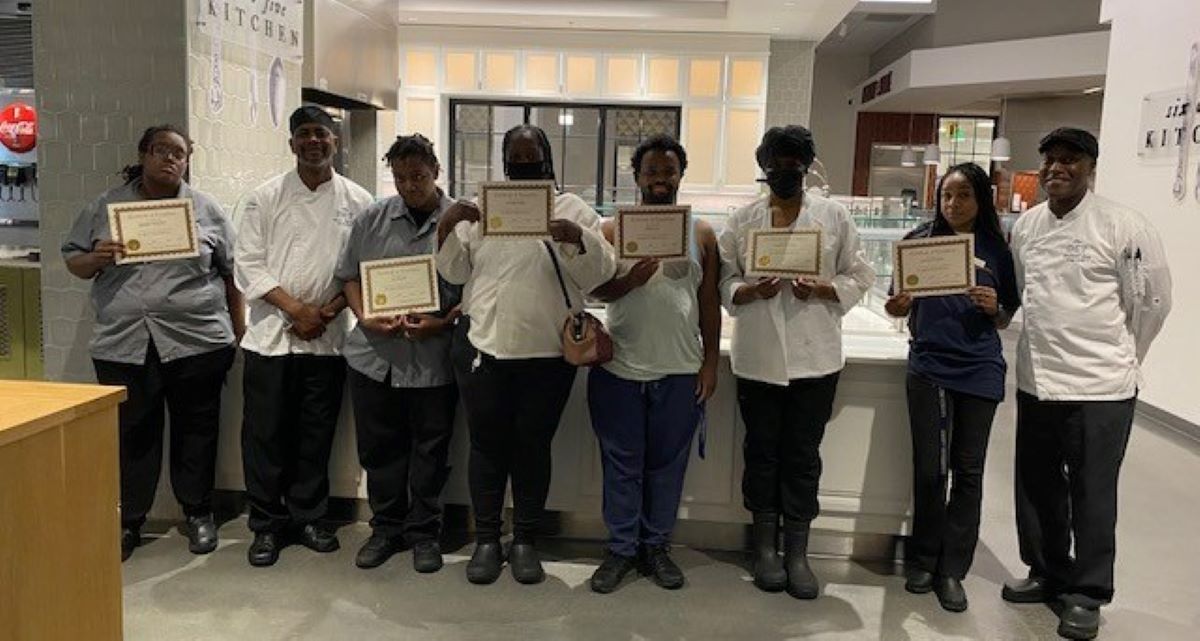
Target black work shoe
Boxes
[296,523,339,553]
[1057,604,1100,640]
[590,552,638,594]
[412,540,444,574]
[185,514,218,555]
[248,532,280,567]
[934,575,969,612]
[904,568,934,594]
[508,542,545,585]
[355,532,402,569]
[641,546,685,590]
[1002,575,1051,603]
[750,513,787,592]
[466,542,505,584]
[121,527,140,562]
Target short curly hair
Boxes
[383,133,439,168]
[631,134,688,178]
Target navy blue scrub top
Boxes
[902,223,1020,402]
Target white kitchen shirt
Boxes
[1011,191,1172,401]
[436,191,616,359]
[718,194,876,386]
[234,169,375,357]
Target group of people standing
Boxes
[63,102,1169,640]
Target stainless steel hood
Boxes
[303,0,398,110]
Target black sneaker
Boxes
[641,545,685,590]
[121,526,140,562]
[411,540,444,574]
[355,532,401,569]
[590,552,637,594]
[185,514,219,555]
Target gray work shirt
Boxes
[335,193,461,388]
[61,180,236,364]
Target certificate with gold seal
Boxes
[615,205,690,261]
[107,198,200,264]
[359,255,440,318]
[479,180,555,238]
[746,228,822,278]
[892,236,976,298]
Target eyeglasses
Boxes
[149,145,189,162]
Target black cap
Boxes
[1038,127,1098,159]
[756,125,816,170]
[289,106,335,135]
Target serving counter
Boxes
[183,306,914,554]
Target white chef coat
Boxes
[234,169,376,357]
[436,191,616,359]
[1011,191,1172,401]
[718,194,876,386]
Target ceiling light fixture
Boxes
[1083,86,1104,94]
[991,98,1011,162]
[922,143,941,166]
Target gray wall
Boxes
[1003,94,1104,172]
[765,40,817,129]
[870,0,1107,73]
[809,52,870,194]
[34,0,188,382]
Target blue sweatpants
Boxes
[587,367,701,558]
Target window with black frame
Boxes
[449,99,681,210]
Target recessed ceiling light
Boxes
[1083,86,1104,94]
[406,17,418,22]
[771,27,781,32]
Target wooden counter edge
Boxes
[0,381,127,448]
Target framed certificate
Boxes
[615,205,690,261]
[746,228,823,278]
[107,198,200,264]
[479,180,555,238]
[359,255,441,318]
[892,236,976,298]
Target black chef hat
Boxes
[756,125,817,171]
[1038,127,1099,160]
[289,106,335,135]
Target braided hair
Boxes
[120,124,192,184]
[500,124,557,184]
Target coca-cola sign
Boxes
[0,102,37,153]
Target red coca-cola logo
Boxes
[0,102,38,153]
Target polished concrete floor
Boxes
[122,357,1200,640]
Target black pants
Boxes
[737,373,840,523]
[451,321,576,544]
[1015,391,1135,608]
[93,342,235,529]
[348,368,457,544]
[241,352,346,533]
[905,373,998,579]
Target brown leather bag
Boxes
[544,241,613,366]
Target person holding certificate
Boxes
[234,107,375,567]
[1003,129,1171,641]
[717,125,875,599]
[883,162,1020,612]
[435,124,616,585]
[334,134,461,573]
[62,124,242,562]
[584,135,720,593]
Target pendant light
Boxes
[991,98,1011,162]
[900,113,917,167]
[922,143,941,165]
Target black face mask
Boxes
[760,168,805,199]
[505,161,548,181]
